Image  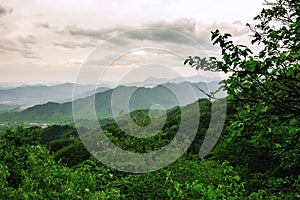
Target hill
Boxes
[0,104,20,114]
[0,81,225,123]
[0,83,109,106]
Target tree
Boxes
[185,0,300,171]
[0,127,124,199]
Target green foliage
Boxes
[40,124,77,144]
[185,0,300,198]
[46,138,75,152]
[2,2,300,193]
[54,140,91,167]
[0,127,124,199]
[187,0,300,170]
[166,161,246,199]
[120,158,243,199]
[0,99,299,199]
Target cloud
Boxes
[67,59,83,65]
[34,22,50,29]
[144,18,197,34]
[55,18,249,51]
[0,38,40,59]
[207,21,250,37]
[85,47,189,69]
[57,19,200,44]
[18,35,37,44]
[52,40,96,49]
[59,18,251,68]
[0,4,12,17]
[57,24,129,40]
[20,51,40,59]
[51,18,251,72]
[0,39,19,52]
[142,18,249,46]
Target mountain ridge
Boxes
[0,81,225,123]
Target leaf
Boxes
[261,106,268,112]
[224,33,232,38]
[207,186,216,200]
[234,175,241,182]
[211,30,220,40]
[184,59,189,65]
[213,37,221,45]
[194,56,201,60]
[193,184,204,192]
[174,181,180,191]
[286,68,294,76]
[167,188,172,197]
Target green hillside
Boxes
[0,97,298,199]
[0,104,20,114]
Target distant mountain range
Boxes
[100,74,222,88]
[0,83,108,107]
[0,75,222,107]
[0,81,225,123]
[143,75,221,85]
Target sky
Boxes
[0,0,265,85]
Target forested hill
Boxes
[0,81,224,123]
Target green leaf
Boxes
[167,188,172,197]
[208,186,216,200]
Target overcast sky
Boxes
[0,0,265,84]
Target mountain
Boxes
[0,104,20,114]
[0,81,225,123]
[0,82,32,89]
[69,86,111,101]
[0,75,221,108]
[103,75,223,88]
[142,75,221,85]
[0,83,108,106]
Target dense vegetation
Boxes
[0,99,299,199]
[0,0,299,199]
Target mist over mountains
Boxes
[0,75,222,107]
[0,83,97,106]
[0,80,225,123]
